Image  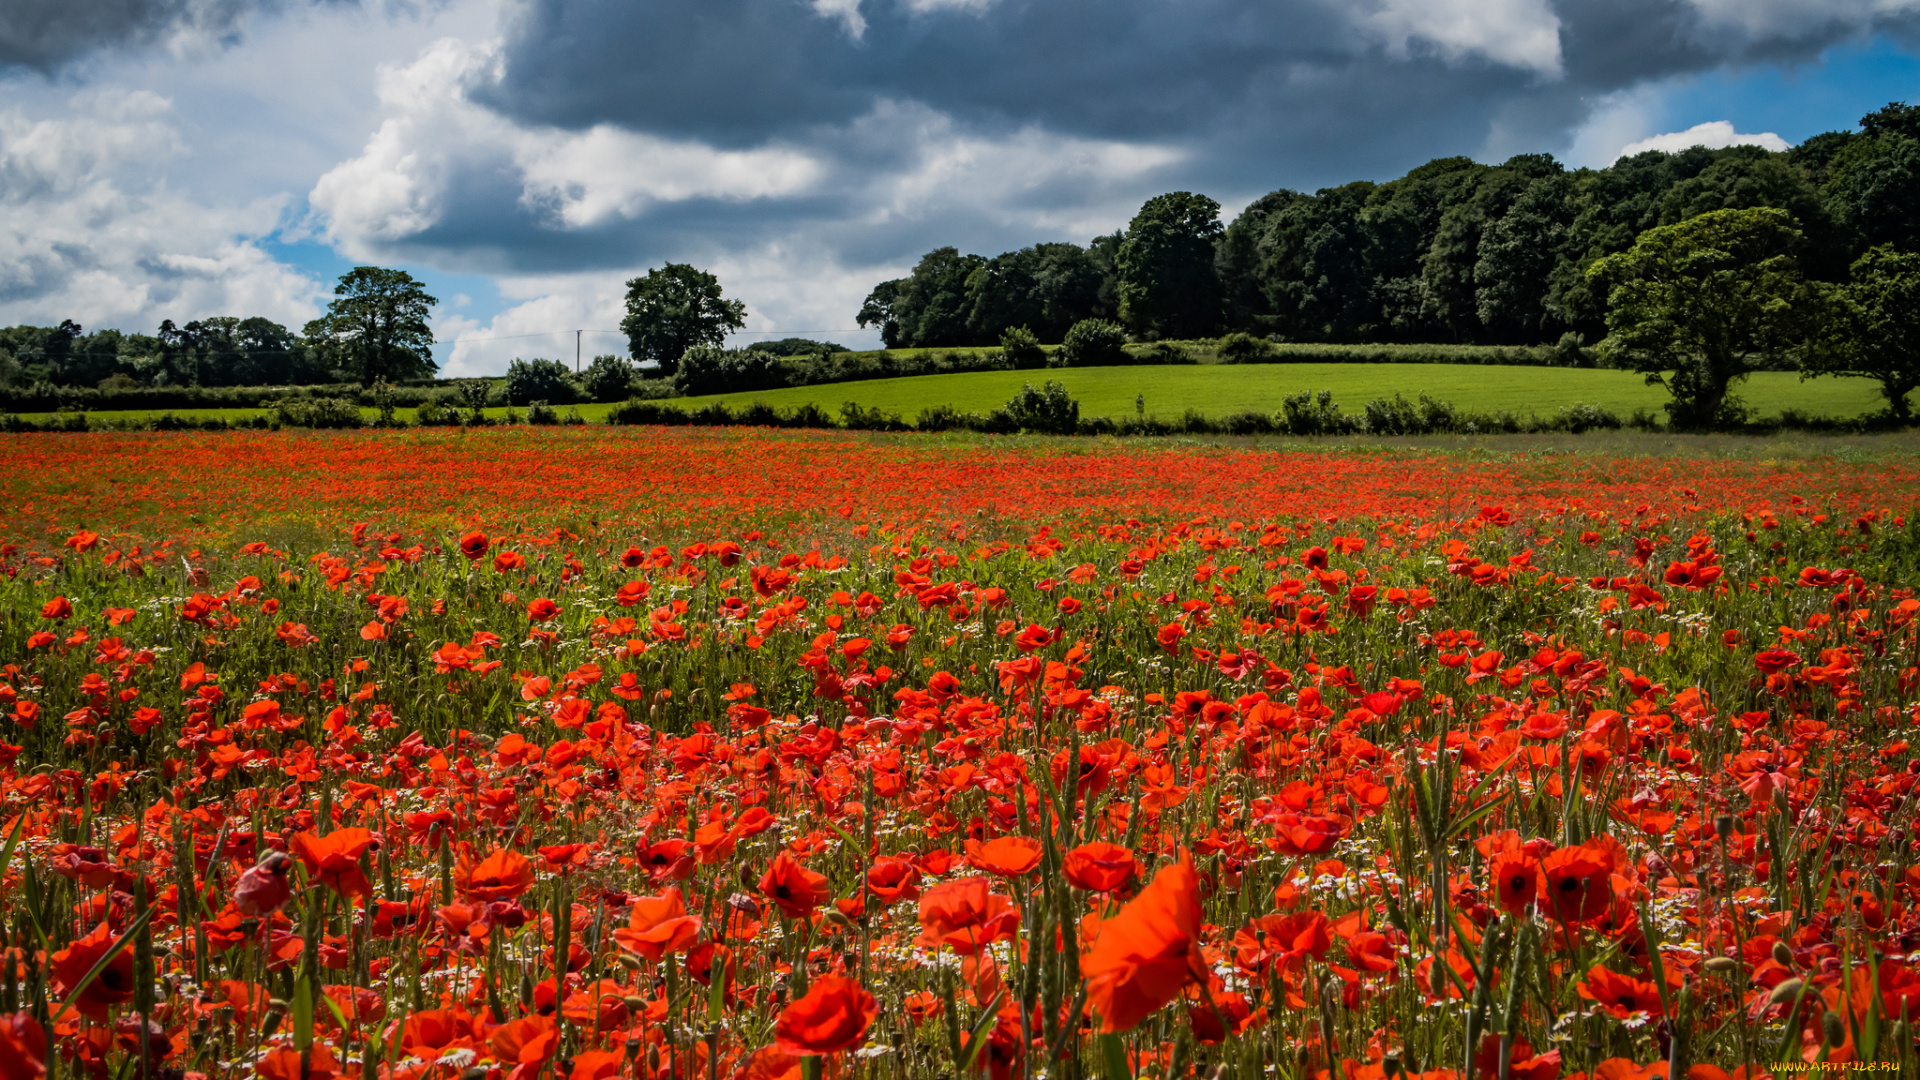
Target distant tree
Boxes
[1824,106,1920,255]
[304,267,438,385]
[1260,183,1376,341]
[622,264,747,375]
[1805,246,1920,420]
[1216,189,1301,333]
[0,347,16,387]
[744,337,844,356]
[581,354,637,402]
[504,358,579,406]
[856,279,905,348]
[1475,174,1576,342]
[1004,380,1080,435]
[1590,207,1817,429]
[1117,192,1223,339]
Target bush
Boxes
[1278,390,1357,436]
[999,326,1046,370]
[505,358,578,406]
[1215,333,1279,363]
[525,401,561,425]
[673,347,785,397]
[458,381,495,424]
[839,401,908,431]
[1557,402,1622,433]
[581,355,636,403]
[270,397,363,429]
[1004,381,1080,434]
[745,337,846,357]
[1059,319,1129,367]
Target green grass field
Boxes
[9,363,1897,427]
[673,363,1893,420]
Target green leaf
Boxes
[1100,1032,1132,1080]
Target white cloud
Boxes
[0,88,325,332]
[311,38,830,254]
[810,0,866,37]
[1615,119,1791,160]
[1346,0,1564,76]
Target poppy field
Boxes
[2,426,1920,1080]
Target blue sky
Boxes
[2,0,1916,372]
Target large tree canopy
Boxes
[304,267,439,386]
[622,264,748,374]
[1589,207,1816,428]
[1116,191,1223,340]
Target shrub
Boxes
[1005,381,1080,434]
[1277,390,1357,436]
[525,401,561,425]
[1059,319,1129,367]
[1557,402,1623,433]
[270,397,363,429]
[999,326,1046,370]
[673,347,785,397]
[581,355,637,403]
[1215,332,1279,364]
[839,402,908,431]
[915,404,966,431]
[504,358,578,406]
[458,381,495,424]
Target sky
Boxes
[2,0,1917,373]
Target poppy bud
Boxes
[621,995,648,1010]
[616,953,644,971]
[1821,1010,1845,1047]
[1768,978,1803,1005]
[1428,958,1446,995]
[1773,787,1790,812]
[1772,941,1795,968]
[821,909,855,933]
[1703,956,1739,975]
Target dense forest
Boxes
[858,102,1920,348]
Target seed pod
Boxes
[1769,978,1804,1006]
[616,952,645,971]
[1822,1009,1846,1047]
[1714,814,1735,840]
[1773,941,1795,968]
[1703,957,1739,975]
[621,995,648,1010]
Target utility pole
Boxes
[575,329,582,373]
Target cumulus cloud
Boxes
[1349,0,1565,76]
[0,0,367,71]
[1684,0,1920,41]
[1616,119,1793,159]
[0,89,325,332]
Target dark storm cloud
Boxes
[3,0,259,68]
[322,0,1920,283]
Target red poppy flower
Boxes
[1082,852,1208,1032]
[1062,842,1136,893]
[759,851,829,919]
[462,848,535,902]
[458,531,489,560]
[916,877,1019,954]
[733,1046,802,1080]
[234,852,295,916]
[1541,843,1615,923]
[865,858,922,906]
[1754,648,1801,674]
[1490,846,1543,916]
[290,828,378,900]
[257,1045,338,1080]
[611,887,702,961]
[39,597,71,620]
[774,974,877,1055]
[490,1015,560,1080]
[1576,965,1663,1018]
[0,1011,46,1080]
[52,922,135,1020]
[527,598,559,622]
[1270,812,1350,855]
[965,835,1042,877]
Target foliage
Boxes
[744,337,846,356]
[1805,246,1920,419]
[1002,379,1080,433]
[267,396,364,429]
[1058,318,1129,367]
[302,266,439,386]
[1590,207,1818,429]
[673,346,786,398]
[503,357,580,406]
[1117,191,1224,339]
[997,325,1046,369]
[621,263,748,375]
[580,354,637,403]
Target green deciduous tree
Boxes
[1805,246,1920,420]
[621,264,747,375]
[1117,192,1223,340]
[1589,207,1817,429]
[304,267,439,385]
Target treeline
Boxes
[861,102,1920,348]
[0,267,440,390]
